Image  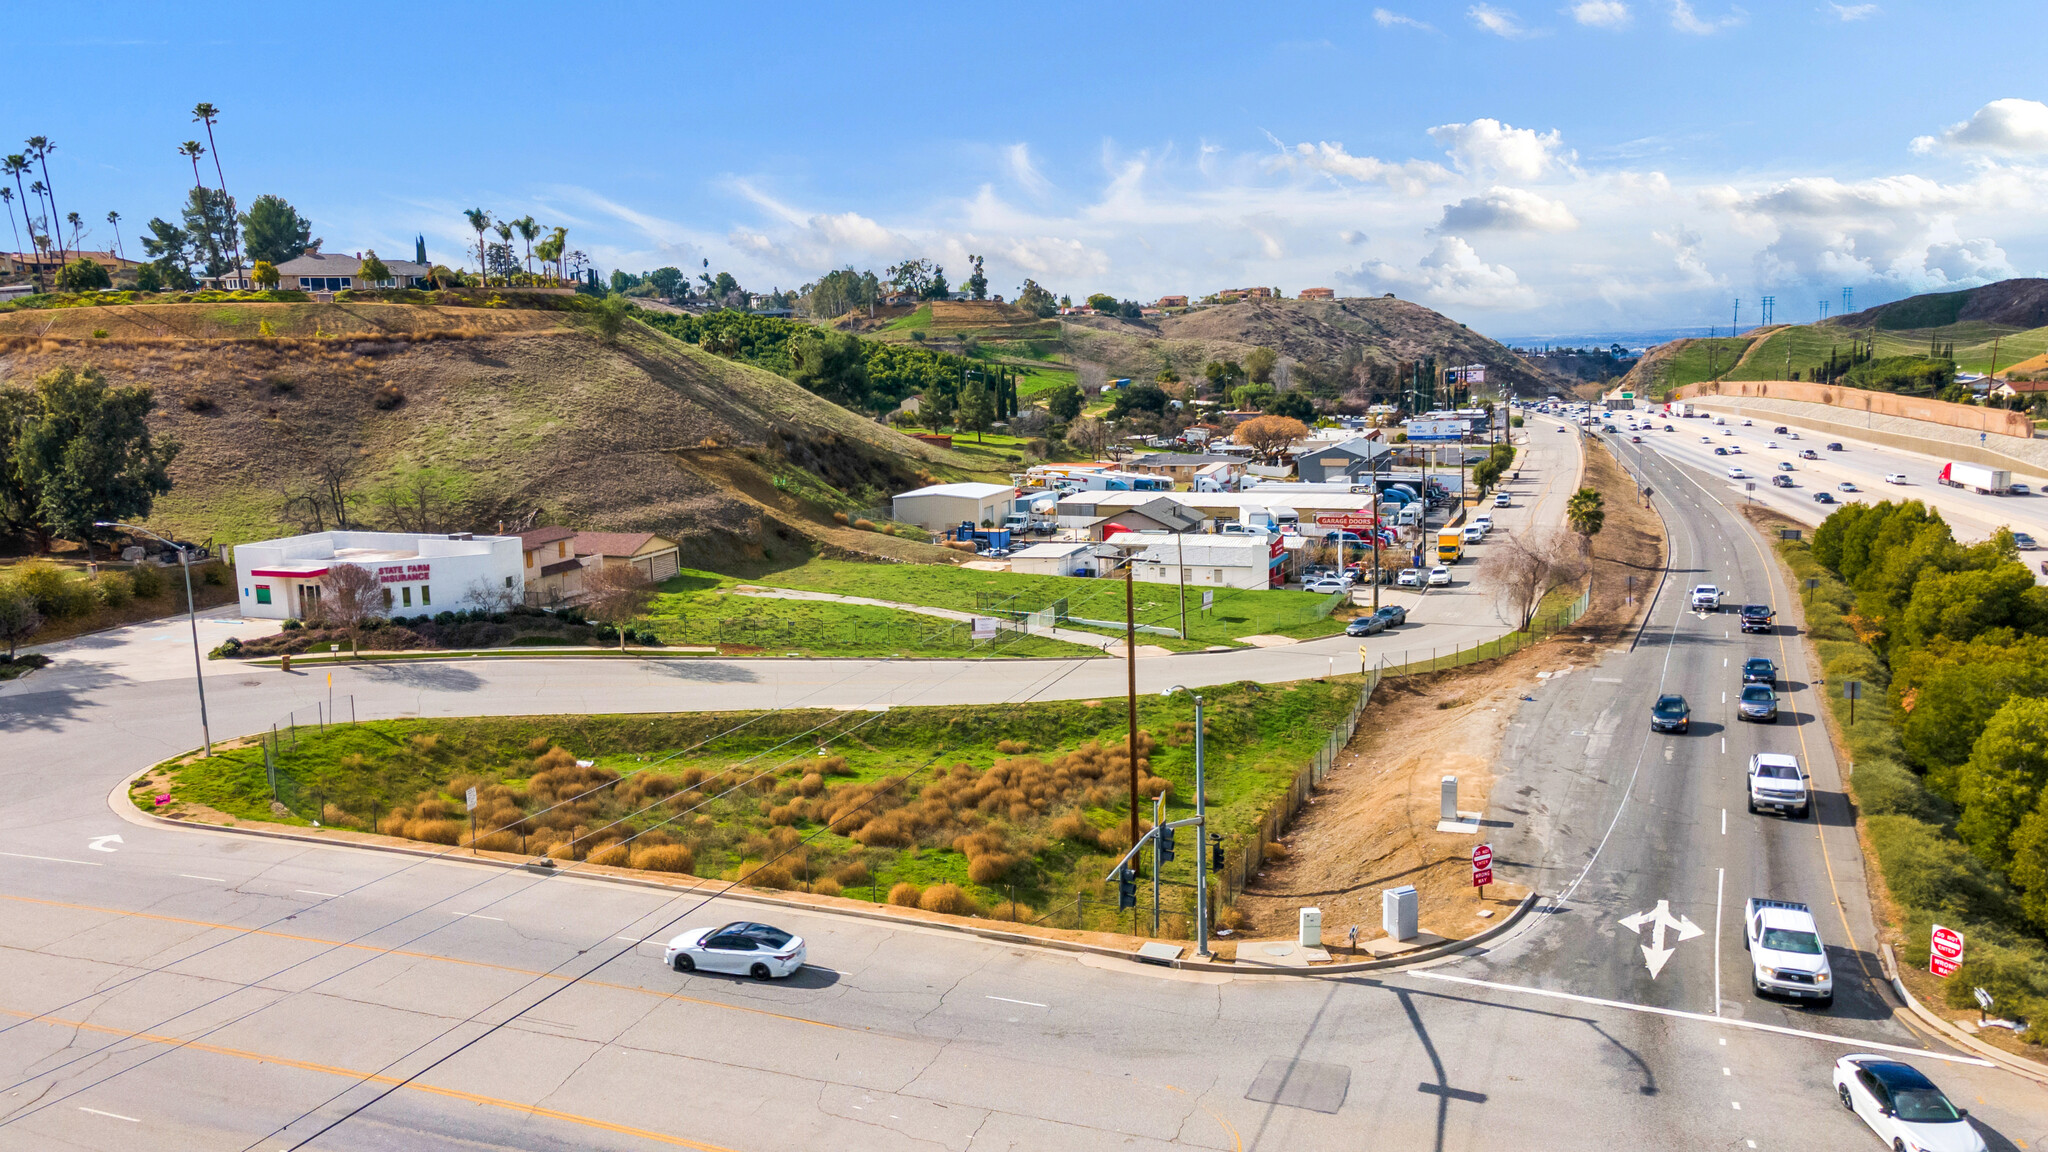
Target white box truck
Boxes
[1939,461,2012,494]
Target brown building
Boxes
[1298,287,1335,300]
[574,531,682,581]
[1156,295,1189,308]
[517,526,586,606]
[1,248,146,283]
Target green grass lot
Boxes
[880,306,932,333]
[148,680,1364,930]
[1725,321,2048,381]
[640,568,1100,658]
[1660,336,1758,389]
[748,558,1348,650]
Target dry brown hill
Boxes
[0,303,978,569]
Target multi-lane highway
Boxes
[0,416,2042,1150]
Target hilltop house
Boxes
[2,248,146,283]
[206,250,430,292]
[1298,287,1335,300]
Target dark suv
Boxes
[1739,604,1773,634]
[1743,657,1777,685]
[1651,694,1691,733]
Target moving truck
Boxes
[1938,462,2012,494]
[1436,526,1465,564]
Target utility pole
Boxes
[1152,792,1164,937]
[1733,296,1740,337]
[1176,527,1187,642]
[1124,559,1141,850]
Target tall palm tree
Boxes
[64,211,81,253]
[0,188,22,279]
[179,141,206,188]
[3,156,37,290]
[513,215,539,277]
[1565,487,1605,559]
[492,220,513,282]
[462,208,492,286]
[27,182,49,262]
[24,137,62,265]
[548,226,567,282]
[190,103,242,273]
[106,210,125,263]
[533,229,561,285]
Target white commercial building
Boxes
[1130,535,1283,590]
[1007,541,1104,577]
[234,530,523,620]
[890,482,1017,531]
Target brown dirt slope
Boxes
[0,304,977,569]
[1061,297,1555,392]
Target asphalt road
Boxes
[1,418,2044,1150]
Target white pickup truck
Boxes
[1747,752,1810,819]
[1743,898,1833,1007]
[1690,584,1721,612]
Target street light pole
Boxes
[1164,685,1211,958]
[99,521,211,757]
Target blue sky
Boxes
[15,1,2048,337]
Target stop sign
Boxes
[1472,844,1494,887]
[1930,924,1964,977]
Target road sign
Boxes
[1974,987,1994,1012]
[1619,900,1704,979]
[1471,844,1494,888]
[1930,924,1964,977]
[465,786,478,812]
[1843,681,1862,699]
[971,616,999,640]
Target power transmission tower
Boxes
[1818,299,1830,321]
[1842,286,1853,316]
[1760,295,1775,326]
[1732,296,1741,335]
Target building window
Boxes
[401,586,412,608]
[504,576,513,588]
[421,585,430,606]
[557,541,566,557]
[1213,569,1223,583]
[525,551,533,568]
[255,585,271,605]
[381,587,393,609]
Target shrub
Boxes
[91,571,133,609]
[372,382,404,409]
[996,740,1031,754]
[887,882,923,907]
[403,818,464,845]
[629,844,696,873]
[988,900,1035,923]
[743,861,794,889]
[181,389,214,413]
[797,772,825,797]
[1214,903,1250,931]
[281,618,303,630]
[13,562,89,619]
[1263,841,1290,863]
[831,859,871,887]
[1048,812,1092,842]
[587,841,632,867]
[127,565,164,599]
[808,877,843,897]
[853,518,877,531]
[918,883,979,916]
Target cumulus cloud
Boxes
[1269,140,1452,196]
[1360,236,1537,309]
[1730,171,2025,290]
[1373,7,1437,31]
[1922,236,2011,284]
[1653,225,1717,286]
[1428,119,1571,180]
[1570,1,1632,27]
[1468,4,1536,36]
[1911,98,2048,156]
[1670,0,1744,33]
[1826,2,1877,19]
[1436,187,1580,232]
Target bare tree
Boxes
[582,562,655,650]
[462,576,520,613]
[278,450,359,533]
[1479,528,1581,631]
[374,465,456,534]
[315,562,383,656]
[0,591,42,659]
[1076,362,1107,395]
[1066,416,1111,458]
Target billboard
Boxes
[1403,419,1467,442]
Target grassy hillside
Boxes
[1619,334,1758,394]
[0,302,1002,569]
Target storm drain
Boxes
[1244,1057,1351,1114]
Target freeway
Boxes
[0,419,2044,1149]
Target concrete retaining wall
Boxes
[1675,378,2033,439]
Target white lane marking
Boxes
[87,834,123,853]
[1714,868,1725,1016]
[1721,736,1727,755]
[1411,972,1995,1066]
[1619,900,1704,978]
[77,1107,140,1122]
[616,936,650,944]
[1731,1101,1741,1110]
[985,995,1049,1008]
[1722,692,1726,704]
[1721,809,1727,836]
[295,889,341,898]
[1723,1067,1731,1075]
[179,874,228,883]
[449,912,503,921]
[0,850,101,866]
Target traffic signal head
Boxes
[1116,866,1137,910]
[1212,840,1225,871]
[1157,825,1176,862]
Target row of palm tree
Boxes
[460,208,570,286]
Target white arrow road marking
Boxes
[87,835,123,853]
[1618,900,1705,978]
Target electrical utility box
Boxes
[1383,886,1418,941]
[1298,906,1322,948]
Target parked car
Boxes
[1884,473,1908,485]
[1814,491,1836,504]
[1494,492,1511,507]
[1743,657,1778,685]
[1345,614,1388,636]
[664,922,807,978]
[1371,604,1408,628]
[1427,566,1452,586]
[1831,1056,1984,1151]
[1304,577,1349,594]
[1397,568,1423,587]
[1739,684,1780,723]
[1650,694,1691,733]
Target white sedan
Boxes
[1397,568,1423,587]
[1427,566,1452,586]
[664,921,807,979]
[1831,1055,1985,1151]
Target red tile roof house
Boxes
[575,532,682,582]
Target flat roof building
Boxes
[233,530,522,620]
[891,482,1017,531]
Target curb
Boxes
[113,760,1533,981]
[1879,944,2048,1086]
[232,650,1107,669]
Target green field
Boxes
[1652,335,1758,390]
[747,557,1348,650]
[1723,321,2048,381]
[148,680,1366,931]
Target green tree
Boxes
[239,194,316,265]
[957,377,995,442]
[965,255,988,300]
[1957,696,2048,873]
[4,366,178,556]
[1046,381,1084,423]
[55,256,109,292]
[251,260,278,290]
[1086,293,1118,313]
[463,208,492,286]
[1108,381,1168,420]
[648,266,684,299]
[0,587,41,659]
[356,250,391,286]
[594,293,631,343]
[178,186,235,277]
[1245,346,1278,384]
[1016,279,1056,317]
[512,215,540,276]
[1269,390,1315,423]
[1566,488,1605,557]
[133,263,164,292]
[1230,382,1275,411]
[789,330,871,410]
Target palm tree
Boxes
[106,210,125,263]
[179,141,206,188]
[27,182,49,261]
[462,208,492,286]
[1565,487,1605,559]
[0,188,22,283]
[493,220,513,282]
[64,211,81,254]
[533,229,561,285]
[24,137,62,265]
[548,226,567,281]
[3,156,38,290]
[512,215,539,277]
[190,103,242,273]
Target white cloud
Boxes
[1361,236,1537,309]
[1373,8,1437,31]
[1005,143,1051,197]
[1269,140,1452,196]
[1729,170,2028,290]
[1340,230,1369,245]
[1570,1,1631,27]
[1469,4,1536,37]
[1922,236,2011,285]
[1911,98,2048,156]
[1428,119,1571,180]
[1826,2,1877,19]
[1670,0,1745,34]
[1437,187,1580,232]
[1653,225,1718,286]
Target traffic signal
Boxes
[1210,835,1225,872]
[1116,866,1137,910]
[1157,825,1176,862]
